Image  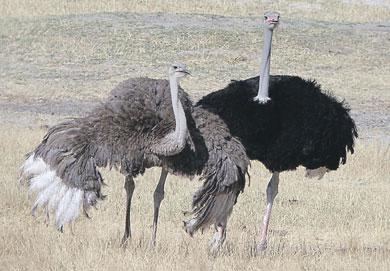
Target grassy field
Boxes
[0,1,389,270]
[1,130,389,270]
[1,0,390,22]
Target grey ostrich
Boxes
[20,62,249,251]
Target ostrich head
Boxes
[263,11,280,31]
[169,62,190,82]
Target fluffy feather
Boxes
[198,75,358,173]
[20,78,250,235]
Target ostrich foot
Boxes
[208,225,226,255]
[149,240,155,248]
[209,235,222,255]
[149,237,156,248]
[256,240,267,253]
[121,235,131,248]
[253,96,271,104]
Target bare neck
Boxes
[169,75,187,144]
[254,28,273,102]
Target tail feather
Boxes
[32,177,60,213]
[340,103,358,165]
[29,169,54,193]
[184,164,246,235]
[55,188,83,230]
[20,151,102,231]
[20,119,106,230]
[305,167,328,180]
[48,181,68,213]
[20,155,46,182]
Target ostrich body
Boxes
[196,12,358,251]
[20,63,249,250]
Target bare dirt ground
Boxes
[1,9,389,271]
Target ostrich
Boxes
[195,12,358,252]
[20,62,249,251]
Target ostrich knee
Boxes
[153,186,165,208]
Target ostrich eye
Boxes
[264,16,268,19]
[173,66,177,69]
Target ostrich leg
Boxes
[257,172,279,252]
[121,175,135,245]
[150,168,169,247]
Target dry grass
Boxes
[0,127,389,270]
[1,11,389,139]
[1,0,390,23]
[1,13,389,104]
[0,1,389,270]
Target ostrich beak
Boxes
[178,69,191,76]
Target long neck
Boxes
[257,28,273,99]
[169,75,187,144]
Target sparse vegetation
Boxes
[0,1,389,270]
[1,0,390,23]
[1,129,389,270]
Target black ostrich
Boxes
[20,62,249,251]
[193,12,358,251]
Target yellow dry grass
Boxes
[1,11,389,109]
[0,128,389,270]
[1,0,390,23]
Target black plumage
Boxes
[198,75,358,173]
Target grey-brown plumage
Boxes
[20,64,249,250]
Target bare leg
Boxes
[257,172,280,252]
[150,168,169,247]
[209,219,227,254]
[121,175,135,245]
